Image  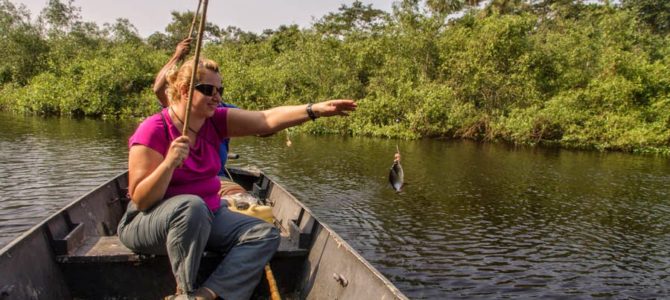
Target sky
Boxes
[13,0,396,37]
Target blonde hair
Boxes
[166,57,220,104]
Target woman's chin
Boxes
[205,107,217,117]
[191,108,215,119]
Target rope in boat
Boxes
[223,165,234,180]
[265,264,281,299]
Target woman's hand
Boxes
[175,38,192,59]
[312,99,357,117]
[165,135,190,169]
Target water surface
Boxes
[1,112,669,299]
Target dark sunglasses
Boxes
[194,83,224,97]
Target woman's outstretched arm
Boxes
[226,99,357,137]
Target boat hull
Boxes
[0,168,407,300]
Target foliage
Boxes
[1,0,670,153]
[148,10,224,50]
[314,1,390,36]
[0,0,48,85]
[622,0,670,35]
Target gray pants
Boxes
[118,194,280,299]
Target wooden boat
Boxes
[0,168,408,299]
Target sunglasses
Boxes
[194,83,224,97]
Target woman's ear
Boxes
[179,84,189,99]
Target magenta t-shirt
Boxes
[128,108,229,212]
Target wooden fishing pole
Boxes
[187,0,202,39]
[183,2,282,298]
[183,4,282,296]
[182,0,208,137]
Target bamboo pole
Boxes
[187,0,202,39]
[183,2,283,299]
[182,0,208,136]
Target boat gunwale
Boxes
[261,171,408,299]
[0,171,128,255]
[0,168,408,299]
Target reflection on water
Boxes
[232,135,670,299]
[0,113,134,246]
[1,112,669,299]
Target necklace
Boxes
[169,107,199,135]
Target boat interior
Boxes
[0,168,406,299]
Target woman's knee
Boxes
[241,222,280,250]
[170,195,212,226]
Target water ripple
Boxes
[1,114,670,299]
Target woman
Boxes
[153,38,247,195]
[118,58,356,300]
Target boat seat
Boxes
[57,230,307,264]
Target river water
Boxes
[1,112,669,299]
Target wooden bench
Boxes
[57,230,307,264]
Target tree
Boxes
[267,25,301,53]
[37,0,81,37]
[219,26,263,44]
[147,31,170,50]
[104,18,141,44]
[314,0,389,36]
[425,0,481,16]
[162,10,222,50]
[0,0,48,85]
[483,0,529,16]
[622,0,670,34]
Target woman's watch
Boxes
[306,103,318,121]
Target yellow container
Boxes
[227,195,274,224]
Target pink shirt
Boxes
[129,108,229,212]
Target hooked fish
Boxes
[389,159,404,192]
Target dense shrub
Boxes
[1,0,669,153]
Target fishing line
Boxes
[286,129,292,147]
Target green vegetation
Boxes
[1,0,669,153]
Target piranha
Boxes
[389,152,404,192]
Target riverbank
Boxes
[2,1,669,154]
